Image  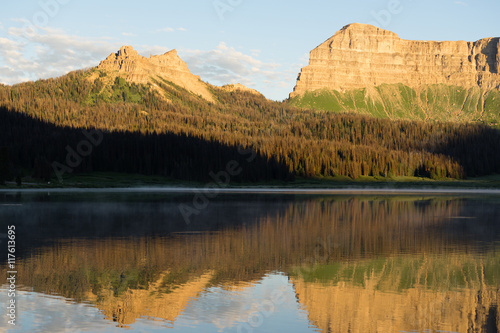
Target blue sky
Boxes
[0,0,499,101]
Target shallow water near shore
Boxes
[1,189,500,332]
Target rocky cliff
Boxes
[290,23,500,98]
[97,46,215,102]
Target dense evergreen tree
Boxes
[0,147,9,184]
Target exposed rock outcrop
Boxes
[290,23,500,98]
[97,46,215,102]
[219,83,262,95]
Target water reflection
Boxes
[292,252,500,333]
[1,193,499,332]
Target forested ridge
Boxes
[1,68,499,183]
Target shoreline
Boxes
[2,186,500,195]
[2,172,500,193]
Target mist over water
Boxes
[1,190,500,332]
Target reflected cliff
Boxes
[1,193,500,331]
[291,253,500,333]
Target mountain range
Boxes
[70,23,500,124]
[1,23,499,184]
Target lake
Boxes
[1,188,500,332]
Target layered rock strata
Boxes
[291,23,500,98]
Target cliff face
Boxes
[97,46,215,102]
[290,23,500,98]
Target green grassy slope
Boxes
[289,84,500,125]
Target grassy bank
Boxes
[2,172,500,189]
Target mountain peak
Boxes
[220,83,262,96]
[341,22,378,30]
[97,46,215,102]
[340,23,388,31]
[291,25,500,98]
[117,45,140,57]
[331,22,399,41]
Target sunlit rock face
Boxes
[290,23,500,98]
[97,45,215,102]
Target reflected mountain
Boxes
[94,271,215,328]
[1,193,500,331]
[291,253,500,333]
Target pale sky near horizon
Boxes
[0,0,499,101]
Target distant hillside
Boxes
[289,23,500,124]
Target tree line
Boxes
[1,69,499,183]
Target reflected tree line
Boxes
[1,196,499,301]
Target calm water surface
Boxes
[1,189,500,332]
